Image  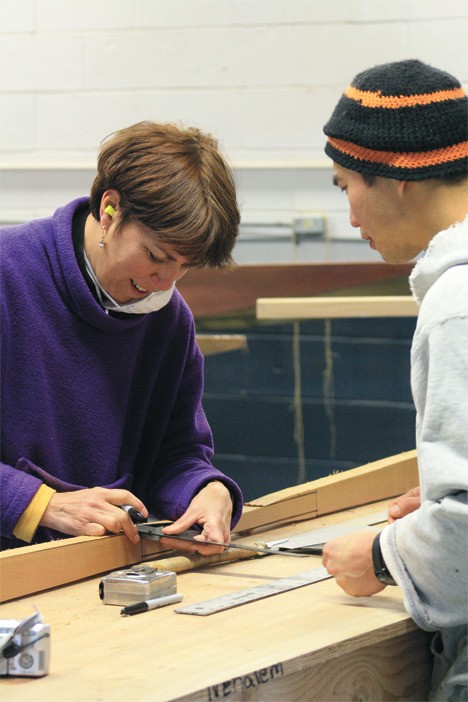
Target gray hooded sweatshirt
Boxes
[381,215,468,633]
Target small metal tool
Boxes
[278,544,325,555]
[137,523,307,558]
[263,537,325,555]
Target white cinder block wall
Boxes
[1,0,467,262]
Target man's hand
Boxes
[388,486,421,523]
[322,530,386,597]
[161,481,233,555]
[40,488,148,543]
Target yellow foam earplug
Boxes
[104,205,116,217]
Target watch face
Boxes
[377,571,397,586]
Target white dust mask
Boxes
[83,251,175,315]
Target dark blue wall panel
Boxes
[202,317,417,502]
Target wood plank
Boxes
[237,450,418,533]
[0,534,143,603]
[316,450,418,517]
[256,295,419,320]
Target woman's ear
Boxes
[100,190,120,227]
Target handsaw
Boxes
[137,522,307,558]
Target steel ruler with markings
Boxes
[175,566,332,616]
[174,509,388,616]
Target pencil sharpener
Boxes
[99,565,177,606]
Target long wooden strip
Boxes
[0,534,142,603]
[256,295,418,320]
[236,450,418,533]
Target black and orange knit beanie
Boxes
[324,59,468,180]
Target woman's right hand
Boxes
[39,487,148,543]
[387,486,421,523]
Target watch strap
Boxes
[372,532,397,586]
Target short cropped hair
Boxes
[361,172,467,187]
[90,121,240,268]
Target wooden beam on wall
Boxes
[256,295,419,320]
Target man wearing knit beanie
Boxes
[321,60,468,701]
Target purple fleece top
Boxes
[0,198,243,549]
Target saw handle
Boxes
[145,544,267,574]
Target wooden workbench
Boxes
[0,451,432,701]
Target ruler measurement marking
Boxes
[175,567,331,616]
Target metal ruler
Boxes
[175,567,331,616]
[174,509,388,616]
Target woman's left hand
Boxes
[161,481,233,554]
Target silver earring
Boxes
[99,225,106,248]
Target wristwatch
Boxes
[372,532,397,586]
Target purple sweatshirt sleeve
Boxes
[0,461,44,538]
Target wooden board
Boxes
[237,449,418,533]
[0,499,432,702]
[256,295,419,320]
[0,533,143,603]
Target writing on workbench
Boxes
[207,663,284,700]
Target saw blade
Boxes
[136,524,307,558]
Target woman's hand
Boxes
[39,487,148,543]
[322,530,386,597]
[161,481,233,555]
[388,486,421,523]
